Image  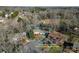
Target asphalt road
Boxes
[22,40,43,53]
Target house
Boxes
[19,36,30,45]
[40,19,60,31]
[0,19,4,23]
[33,29,45,39]
[74,27,79,32]
[0,17,5,23]
[48,31,66,45]
[41,19,52,25]
[40,19,60,25]
[11,32,30,45]
[5,14,10,18]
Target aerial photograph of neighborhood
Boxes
[0,7,79,53]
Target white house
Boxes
[5,14,9,18]
[33,29,45,35]
[74,27,79,31]
[0,19,4,23]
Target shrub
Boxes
[17,17,23,22]
[48,45,62,53]
[0,11,5,17]
[11,11,19,18]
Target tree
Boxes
[13,28,19,33]
[58,20,67,33]
[17,17,28,32]
[27,30,34,39]
[11,11,19,18]
[17,17,23,22]
[0,11,5,17]
[30,7,46,13]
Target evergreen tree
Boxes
[27,30,34,39]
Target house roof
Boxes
[33,29,45,34]
[0,19,4,23]
[41,19,60,25]
[49,31,64,40]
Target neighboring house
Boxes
[48,31,66,45]
[0,19,7,25]
[74,27,79,32]
[0,19,4,23]
[0,17,5,23]
[5,14,9,18]
[11,32,30,45]
[40,19,60,31]
[40,19,60,25]
[20,36,30,45]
